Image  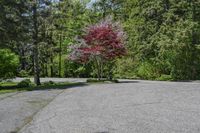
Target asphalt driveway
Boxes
[0,89,64,133]
[16,80,200,133]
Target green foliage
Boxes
[43,81,55,86]
[156,75,173,81]
[0,82,17,88]
[0,0,28,48]
[110,0,200,80]
[18,70,29,77]
[64,60,92,78]
[1,0,200,81]
[137,62,160,80]
[17,79,32,88]
[0,49,19,79]
[114,58,138,79]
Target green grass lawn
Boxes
[0,82,18,94]
[0,82,18,87]
[0,82,85,94]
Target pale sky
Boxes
[87,0,97,8]
[89,0,97,4]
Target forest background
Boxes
[1,0,200,84]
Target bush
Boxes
[43,81,55,86]
[17,79,32,88]
[64,60,92,78]
[137,62,159,80]
[0,49,19,79]
[18,70,29,77]
[156,74,173,81]
[114,58,138,79]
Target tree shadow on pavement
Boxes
[25,82,88,91]
[0,82,88,93]
[118,80,139,83]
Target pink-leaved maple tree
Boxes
[69,18,126,80]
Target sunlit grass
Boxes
[0,89,19,94]
[0,82,18,87]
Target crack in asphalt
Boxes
[0,92,22,101]
[2,79,200,133]
[17,89,66,133]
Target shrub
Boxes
[18,70,29,77]
[64,60,92,78]
[114,58,138,79]
[156,74,173,81]
[137,62,159,80]
[43,81,55,86]
[17,79,32,88]
[0,49,19,79]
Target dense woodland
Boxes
[1,0,200,84]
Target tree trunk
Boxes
[94,57,101,80]
[191,1,197,79]
[59,34,62,77]
[50,56,54,77]
[100,59,103,79]
[33,1,41,85]
[20,47,26,70]
[45,63,48,77]
[107,61,114,80]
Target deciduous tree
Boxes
[69,18,126,80]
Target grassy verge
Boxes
[0,82,85,94]
[0,89,19,94]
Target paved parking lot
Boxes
[16,80,200,133]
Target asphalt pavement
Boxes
[14,80,200,133]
